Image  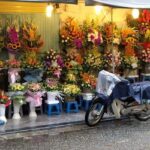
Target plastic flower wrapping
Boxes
[80,73,96,91]
[121,56,138,70]
[60,17,84,49]
[44,49,64,78]
[21,21,44,52]
[64,49,83,71]
[63,84,81,97]
[45,78,59,91]
[5,24,21,54]
[0,92,11,107]
[27,83,42,92]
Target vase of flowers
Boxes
[10,83,26,120]
[63,84,81,102]
[26,83,43,118]
[0,91,11,123]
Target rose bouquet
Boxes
[5,24,21,54]
[21,21,44,52]
[44,49,64,78]
[140,47,150,63]
[27,83,42,92]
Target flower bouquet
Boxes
[26,83,43,118]
[21,21,44,53]
[44,49,64,78]
[5,24,21,58]
[7,59,21,83]
[60,17,83,50]
[121,56,138,77]
[22,52,43,82]
[63,84,81,102]
[0,91,11,123]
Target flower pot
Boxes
[124,69,138,77]
[12,104,21,120]
[0,104,7,123]
[29,103,37,118]
[82,93,94,101]
[46,91,59,104]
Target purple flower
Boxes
[57,55,64,67]
[74,39,82,49]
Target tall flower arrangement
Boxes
[5,24,21,55]
[43,49,64,79]
[21,21,44,53]
[60,17,83,50]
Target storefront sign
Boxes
[16,0,78,4]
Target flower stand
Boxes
[29,103,37,118]
[47,91,60,104]
[65,101,79,113]
[12,104,21,120]
[0,104,7,123]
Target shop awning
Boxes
[92,0,150,8]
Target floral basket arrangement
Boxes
[21,21,44,53]
[5,24,21,55]
[9,83,26,105]
[63,84,81,102]
[60,17,83,50]
[80,73,96,93]
[45,78,59,91]
[43,49,64,78]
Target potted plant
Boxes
[9,83,26,120]
[26,83,43,118]
[0,91,11,123]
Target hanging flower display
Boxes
[43,49,64,78]
[60,17,84,49]
[21,21,44,52]
[5,24,21,54]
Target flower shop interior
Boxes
[0,0,149,134]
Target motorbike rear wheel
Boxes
[85,99,105,127]
[135,110,150,121]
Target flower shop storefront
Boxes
[0,0,150,134]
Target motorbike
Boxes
[85,70,150,126]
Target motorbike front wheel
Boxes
[85,100,105,127]
[135,110,150,121]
